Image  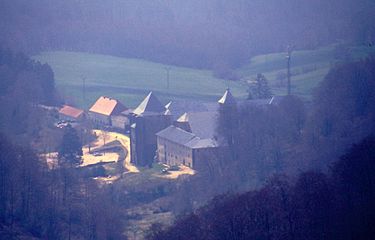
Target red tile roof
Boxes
[89,96,127,116]
[59,105,84,119]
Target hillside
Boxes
[33,45,375,109]
[33,51,248,109]
[4,0,375,69]
[237,44,375,98]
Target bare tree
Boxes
[100,130,110,155]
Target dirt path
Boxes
[81,130,119,167]
[155,165,195,179]
[105,131,140,173]
[85,130,139,173]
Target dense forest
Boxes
[148,135,375,240]
[0,47,61,146]
[1,0,375,70]
[0,48,124,239]
[0,134,124,239]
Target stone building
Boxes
[111,109,133,131]
[88,96,127,126]
[87,87,282,170]
[156,124,221,170]
[155,88,247,171]
[156,107,222,170]
[130,92,172,167]
[58,105,85,122]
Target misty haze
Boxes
[0,1,375,239]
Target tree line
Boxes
[1,0,375,72]
[0,133,125,239]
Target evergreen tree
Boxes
[248,73,272,99]
[58,124,83,166]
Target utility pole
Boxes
[165,67,171,94]
[286,45,294,95]
[81,75,86,108]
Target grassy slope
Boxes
[33,45,375,109]
[33,52,248,109]
[237,45,375,98]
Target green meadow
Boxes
[33,45,375,109]
[33,51,248,109]
[237,45,375,97]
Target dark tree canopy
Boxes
[150,136,375,240]
[58,125,83,166]
[313,57,375,131]
[0,47,57,104]
[0,134,123,239]
[0,47,59,142]
[306,57,375,168]
[1,0,375,69]
[248,73,272,99]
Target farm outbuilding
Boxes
[88,96,127,126]
[59,105,85,122]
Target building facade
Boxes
[58,105,85,122]
[155,89,238,171]
[156,125,223,171]
[88,96,127,127]
[130,92,172,167]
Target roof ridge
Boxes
[89,96,126,116]
[133,91,166,115]
[218,88,236,105]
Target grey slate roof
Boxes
[156,91,286,151]
[184,138,219,149]
[218,88,237,105]
[203,102,219,112]
[165,100,216,120]
[133,92,166,116]
[157,125,219,149]
[179,111,218,139]
[156,125,196,145]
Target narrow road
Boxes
[105,131,140,173]
[82,130,139,173]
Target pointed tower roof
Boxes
[177,112,189,122]
[164,108,172,116]
[218,88,236,105]
[133,92,166,115]
[165,101,172,109]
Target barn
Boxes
[88,96,127,126]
